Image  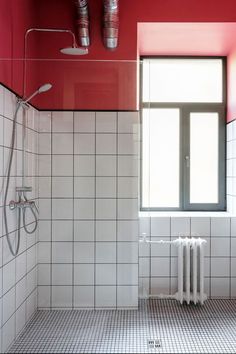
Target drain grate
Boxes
[148,339,162,349]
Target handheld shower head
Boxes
[38,83,52,93]
[21,83,53,104]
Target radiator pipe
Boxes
[103,0,119,50]
[75,0,90,47]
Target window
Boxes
[141,58,226,211]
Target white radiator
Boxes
[174,237,207,305]
[140,236,207,305]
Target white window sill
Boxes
[139,211,234,218]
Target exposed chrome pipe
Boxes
[75,0,90,47]
[103,0,119,50]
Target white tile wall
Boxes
[139,216,236,299]
[0,85,38,352]
[38,111,140,310]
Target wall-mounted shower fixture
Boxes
[3,83,52,257]
[103,0,119,50]
[23,28,88,97]
[75,0,90,47]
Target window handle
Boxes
[185,155,190,167]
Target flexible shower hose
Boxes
[3,101,38,257]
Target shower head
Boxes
[21,83,52,104]
[60,46,88,55]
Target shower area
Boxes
[1,1,236,353]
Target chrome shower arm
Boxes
[23,28,77,97]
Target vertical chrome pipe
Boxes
[75,0,90,47]
[103,0,119,49]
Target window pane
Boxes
[142,109,180,208]
[190,113,219,204]
[143,59,223,103]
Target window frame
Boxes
[140,56,227,212]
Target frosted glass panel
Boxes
[190,113,219,203]
[143,59,223,103]
[142,109,180,208]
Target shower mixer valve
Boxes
[9,199,38,212]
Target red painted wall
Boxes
[1,0,236,115]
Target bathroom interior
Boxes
[0,0,236,353]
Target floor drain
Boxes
[148,339,162,349]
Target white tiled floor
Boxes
[9,299,236,353]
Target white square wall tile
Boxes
[118,177,138,198]
[52,111,73,132]
[139,217,151,237]
[211,217,230,236]
[96,112,117,132]
[74,286,94,307]
[74,133,95,154]
[231,238,236,256]
[52,199,73,219]
[211,237,230,257]
[117,242,138,263]
[95,286,116,308]
[139,258,150,277]
[231,217,236,236]
[3,287,15,323]
[52,177,73,198]
[211,278,230,298]
[74,155,95,176]
[52,155,73,176]
[118,112,139,133]
[96,134,116,154]
[151,217,170,236]
[74,242,94,263]
[39,221,51,241]
[38,242,51,263]
[118,199,138,220]
[52,133,73,154]
[191,217,210,237]
[96,221,116,241]
[151,237,170,257]
[96,242,116,263]
[96,264,116,285]
[74,112,95,132]
[96,155,116,176]
[38,264,50,285]
[96,199,116,219]
[118,155,139,176]
[151,278,170,295]
[39,133,51,154]
[52,264,72,285]
[3,259,15,294]
[118,134,138,155]
[39,177,51,198]
[52,220,73,241]
[52,286,72,307]
[74,221,94,241]
[52,242,73,263]
[2,313,15,353]
[74,264,94,285]
[151,258,170,277]
[74,199,95,219]
[39,155,51,176]
[74,177,95,198]
[211,258,230,277]
[38,286,50,308]
[231,258,236,277]
[96,177,116,198]
[117,264,138,285]
[39,111,51,132]
[117,220,138,241]
[117,286,138,308]
[171,217,190,237]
